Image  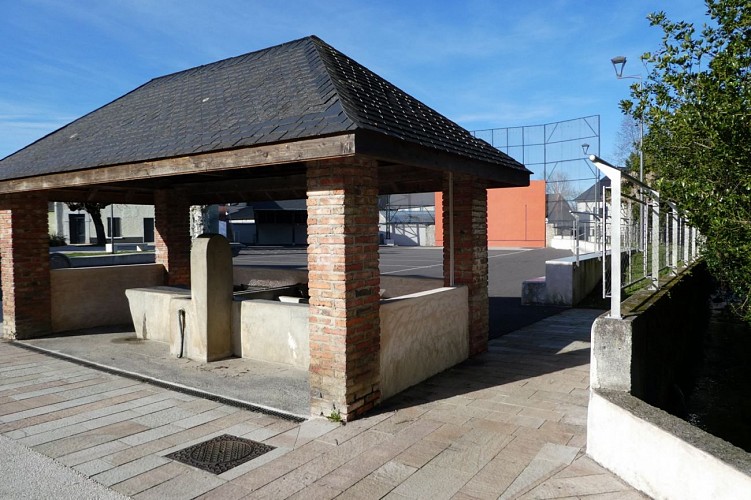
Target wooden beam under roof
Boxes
[0,134,356,195]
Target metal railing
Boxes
[589,155,701,319]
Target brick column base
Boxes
[307,158,380,421]
[154,189,191,286]
[442,173,489,356]
[0,193,52,339]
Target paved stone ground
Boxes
[0,309,647,499]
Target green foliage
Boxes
[326,408,343,423]
[49,234,66,247]
[621,0,751,321]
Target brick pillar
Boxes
[442,173,489,356]
[307,158,380,421]
[0,193,52,339]
[154,189,191,286]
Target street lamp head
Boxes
[581,143,590,155]
[611,56,627,78]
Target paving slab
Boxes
[0,308,649,499]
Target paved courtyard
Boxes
[0,308,646,499]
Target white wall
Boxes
[380,286,468,400]
[52,264,165,332]
[589,390,751,500]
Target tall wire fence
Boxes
[472,116,602,248]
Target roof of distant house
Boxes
[575,177,611,202]
[0,36,528,183]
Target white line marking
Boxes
[381,249,531,274]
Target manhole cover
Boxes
[166,434,275,474]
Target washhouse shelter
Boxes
[0,36,529,421]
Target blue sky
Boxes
[1,0,711,170]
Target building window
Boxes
[107,217,122,238]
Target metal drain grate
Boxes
[166,434,275,474]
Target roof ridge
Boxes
[146,36,316,85]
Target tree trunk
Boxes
[90,208,107,246]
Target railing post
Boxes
[670,206,679,274]
[691,226,698,261]
[589,156,622,319]
[650,199,660,290]
[683,218,690,264]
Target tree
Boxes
[621,0,751,320]
[546,169,578,203]
[613,115,641,170]
[66,202,109,245]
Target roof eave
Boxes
[353,129,530,188]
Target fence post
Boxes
[683,218,690,264]
[650,199,660,290]
[691,226,698,262]
[670,205,679,274]
[590,155,621,319]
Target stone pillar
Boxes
[442,173,489,356]
[154,189,191,286]
[189,234,233,362]
[306,158,380,421]
[0,193,52,339]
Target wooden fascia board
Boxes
[354,129,531,188]
[0,134,356,195]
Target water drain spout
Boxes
[178,309,186,358]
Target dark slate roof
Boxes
[546,193,575,223]
[0,36,527,181]
[575,177,611,202]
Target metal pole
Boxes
[110,204,115,253]
[589,155,622,319]
[448,172,455,287]
[611,172,622,318]
[651,200,660,289]
[683,219,690,264]
[671,207,678,274]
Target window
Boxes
[107,217,122,238]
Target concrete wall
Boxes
[380,286,468,400]
[126,286,190,344]
[589,390,751,500]
[434,180,545,248]
[590,262,710,408]
[51,264,165,332]
[586,262,751,499]
[233,299,309,369]
[521,252,603,307]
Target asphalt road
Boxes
[234,245,573,338]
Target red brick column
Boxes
[442,173,489,355]
[0,193,52,339]
[306,158,380,421]
[154,189,191,286]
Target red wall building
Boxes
[435,179,545,248]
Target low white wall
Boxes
[521,252,603,306]
[234,299,309,369]
[51,264,165,332]
[380,286,468,400]
[125,286,190,344]
[589,390,751,500]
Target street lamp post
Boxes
[610,56,643,183]
[611,55,646,275]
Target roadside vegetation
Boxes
[621,0,751,322]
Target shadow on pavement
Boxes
[490,296,567,339]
